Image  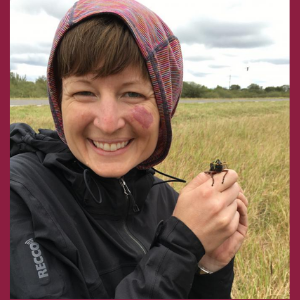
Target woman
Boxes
[10,0,248,298]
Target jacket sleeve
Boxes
[114,216,234,299]
[114,216,206,299]
[188,259,234,299]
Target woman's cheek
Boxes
[130,105,154,129]
[63,106,89,134]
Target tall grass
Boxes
[10,101,290,299]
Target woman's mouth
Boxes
[92,140,130,152]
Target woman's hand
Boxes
[173,170,242,253]
[198,191,248,272]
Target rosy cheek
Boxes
[131,106,153,129]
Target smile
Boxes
[92,140,130,152]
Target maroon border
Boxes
[5,0,10,299]
[290,0,296,298]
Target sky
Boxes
[10,0,289,89]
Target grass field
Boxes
[10,101,290,299]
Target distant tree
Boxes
[10,72,27,84]
[34,76,48,97]
[248,83,261,90]
[35,75,47,84]
[215,85,224,90]
[265,86,276,92]
[213,85,230,97]
[10,72,48,98]
[181,81,208,98]
[230,84,241,90]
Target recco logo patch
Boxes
[25,238,49,281]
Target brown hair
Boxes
[54,14,149,98]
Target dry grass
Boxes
[10,101,290,298]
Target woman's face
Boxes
[61,65,160,178]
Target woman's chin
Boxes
[89,163,133,178]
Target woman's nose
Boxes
[93,97,126,134]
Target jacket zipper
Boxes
[119,177,140,213]
[119,177,147,255]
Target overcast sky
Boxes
[10,0,289,89]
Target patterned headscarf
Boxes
[47,0,183,169]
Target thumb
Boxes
[182,172,211,193]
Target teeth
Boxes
[93,140,129,151]
[110,144,117,151]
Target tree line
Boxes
[10,72,289,99]
[10,72,48,98]
[181,82,289,98]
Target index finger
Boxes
[204,169,238,192]
[181,172,212,194]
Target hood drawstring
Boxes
[83,166,184,202]
[151,168,186,186]
[83,168,102,204]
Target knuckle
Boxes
[238,194,248,208]
[227,218,238,235]
[217,215,230,228]
[213,200,224,213]
[211,200,223,214]
[233,183,241,196]
[199,187,214,199]
[198,172,209,181]
[227,212,239,235]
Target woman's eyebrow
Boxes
[121,79,148,87]
[64,77,149,88]
[63,78,92,86]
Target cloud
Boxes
[10,63,18,71]
[175,18,273,49]
[209,64,230,69]
[249,58,289,65]
[189,70,211,77]
[10,42,52,55]
[10,0,74,19]
[10,54,49,67]
[184,55,213,62]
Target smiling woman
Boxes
[10,0,248,299]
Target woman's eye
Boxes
[74,91,95,97]
[124,92,143,98]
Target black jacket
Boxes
[10,123,234,299]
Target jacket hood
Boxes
[47,0,183,169]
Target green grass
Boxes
[10,105,55,131]
[10,101,290,299]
